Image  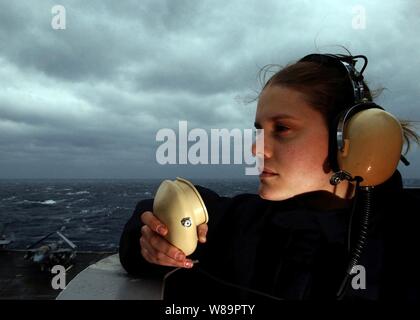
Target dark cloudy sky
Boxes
[0,0,419,179]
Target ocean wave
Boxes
[92,208,108,214]
[72,198,89,203]
[17,199,58,205]
[78,225,94,232]
[42,200,57,205]
[1,196,17,201]
[65,191,90,195]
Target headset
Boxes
[298,53,409,299]
[298,53,408,186]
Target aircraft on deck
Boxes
[24,230,77,272]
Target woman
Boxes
[119,52,420,300]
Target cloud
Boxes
[0,0,419,179]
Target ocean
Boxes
[1,178,419,251]
[0,179,259,251]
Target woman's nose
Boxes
[252,133,272,158]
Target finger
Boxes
[141,246,154,264]
[141,211,167,236]
[197,223,208,243]
[141,225,154,241]
[141,235,183,265]
[147,231,187,261]
[142,226,187,262]
[141,238,170,266]
[154,250,194,268]
[141,238,193,268]
[140,236,158,257]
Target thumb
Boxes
[197,223,208,243]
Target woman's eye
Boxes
[274,125,289,133]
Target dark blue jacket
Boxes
[119,171,420,301]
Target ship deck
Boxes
[0,249,114,300]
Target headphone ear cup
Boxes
[329,102,382,174]
[335,107,403,186]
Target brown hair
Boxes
[257,57,419,155]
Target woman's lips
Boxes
[260,169,279,178]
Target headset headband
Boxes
[299,53,369,104]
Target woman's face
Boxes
[252,85,337,201]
